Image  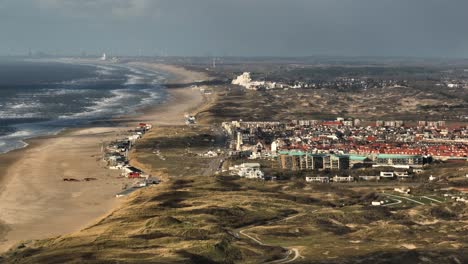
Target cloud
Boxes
[35,0,158,18]
[1,0,468,57]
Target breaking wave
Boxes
[0,60,168,154]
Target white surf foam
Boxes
[60,89,138,119]
[2,130,34,138]
[124,74,145,86]
[9,101,42,110]
[140,89,163,106]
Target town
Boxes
[232,72,410,91]
[232,71,468,92]
[223,119,468,184]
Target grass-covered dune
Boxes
[3,174,467,264]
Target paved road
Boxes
[201,126,227,176]
[422,196,442,203]
[202,156,224,176]
[383,198,402,206]
[236,212,311,263]
[383,193,425,205]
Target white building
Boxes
[394,188,411,194]
[306,176,330,183]
[232,72,265,90]
[394,171,410,178]
[331,175,354,182]
[230,163,265,179]
[271,140,278,154]
[380,172,395,178]
[359,175,381,181]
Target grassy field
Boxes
[129,125,226,179]
[3,174,467,263]
[196,83,468,123]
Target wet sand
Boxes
[0,62,208,252]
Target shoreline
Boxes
[0,61,209,252]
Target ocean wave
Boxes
[0,101,43,119]
[2,129,34,138]
[130,69,143,75]
[59,89,138,119]
[9,101,42,109]
[0,139,28,154]
[0,122,62,153]
[140,89,162,106]
[95,65,117,76]
[151,78,166,85]
[0,61,167,154]
[55,77,100,86]
[90,89,137,109]
[42,88,90,96]
[123,66,167,86]
[0,111,41,119]
[124,74,145,86]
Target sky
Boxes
[1,0,468,58]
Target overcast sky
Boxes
[1,0,468,57]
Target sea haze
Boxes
[0,59,167,153]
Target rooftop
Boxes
[377,154,422,159]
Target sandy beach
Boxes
[0,62,208,252]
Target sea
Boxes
[0,59,168,154]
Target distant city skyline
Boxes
[1,0,468,58]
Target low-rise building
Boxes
[359,175,381,181]
[375,154,425,168]
[230,163,265,179]
[380,171,395,178]
[394,171,411,178]
[331,175,354,182]
[306,176,330,183]
[349,155,373,168]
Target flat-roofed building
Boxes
[306,176,330,183]
[376,154,425,167]
[380,171,395,178]
[395,171,411,178]
[323,155,350,170]
[278,150,304,171]
[332,175,354,182]
[278,150,326,171]
[278,151,349,171]
[359,175,381,181]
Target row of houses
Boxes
[222,119,468,160]
[102,123,160,197]
[306,171,413,183]
[306,176,354,183]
